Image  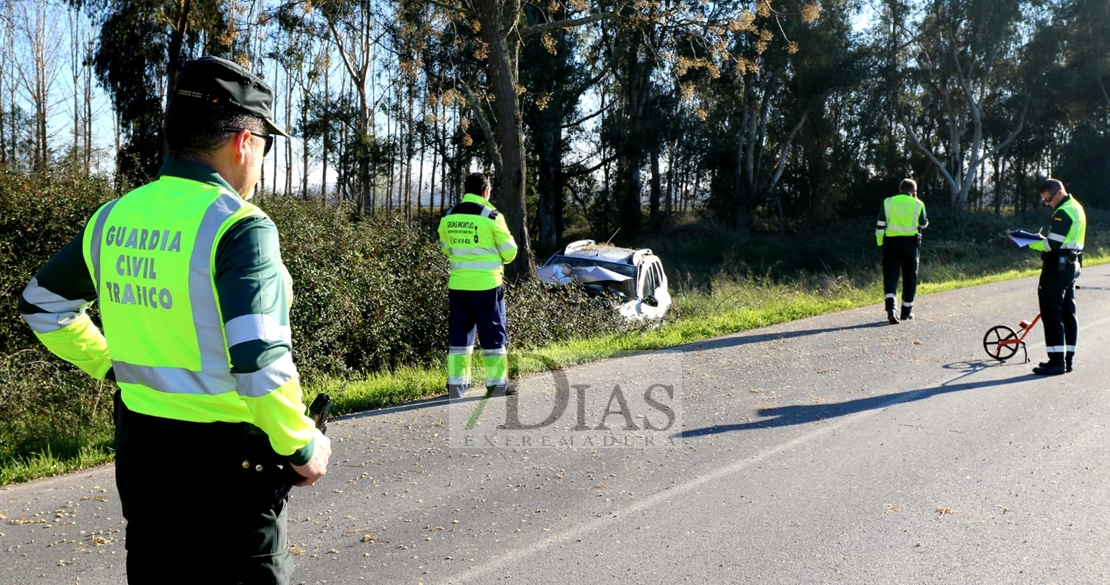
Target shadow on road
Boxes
[678,321,891,353]
[677,360,1037,438]
[343,394,449,421]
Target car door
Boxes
[649,259,671,317]
[638,259,668,320]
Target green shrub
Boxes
[0,349,115,471]
[243,197,634,381]
[260,199,453,380]
[0,169,115,354]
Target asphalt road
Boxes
[5,265,1110,585]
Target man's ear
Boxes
[229,130,252,165]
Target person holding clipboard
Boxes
[1022,179,1086,375]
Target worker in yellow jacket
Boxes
[876,178,929,324]
[17,56,330,584]
[1028,178,1086,375]
[438,172,518,398]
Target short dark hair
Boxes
[165,102,267,159]
[1040,178,1065,195]
[899,178,917,194]
[464,172,490,196]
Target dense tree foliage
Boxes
[2,0,1107,262]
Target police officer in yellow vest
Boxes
[438,172,518,398]
[17,56,330,584]
[1029,178,1086,376]
[876,178,929,324]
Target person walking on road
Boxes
[1029,178,1086,376]
[876,178,929,324]
[438,172,518,398]
[17,56,331,584]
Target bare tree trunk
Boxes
[649,145,662,230]
[429,81,440,216]
[13,0,61,171]
[82,34,92,173]
[321,53,329,202]
[474,0,534,278]
[301,71,310,201]
[69,10,81,166]
[416,81,427,223]
[385,90,394,216]
[0,12,7,166]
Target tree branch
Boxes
[455,77,501,177]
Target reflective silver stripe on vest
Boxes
[21,311,69,333]
[450,247,500,257]
[481,207,494,218]
[450,261,503,271]
[114,361,236,395]
[20,278,92,332]
[496,241,517,253]
[192,193,250,374]
[233,352,296,398]
[87,199,119,291]
[225,313,292,347]
[1048,232,1066,243]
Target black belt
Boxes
[1044,251,1081,266]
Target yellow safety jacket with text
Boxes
[78,176,313,456]
[438,193,518,291]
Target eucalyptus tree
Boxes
[1056,0,1110,116]
[71,0,241,183]
[518,1,614,248]
[308,0,386,213]
[895,0,1029,209]
[11,0,65,171]
[677,0,825,238]
[269,2,343,200]
[0,0,12,166]
[599,1,699,237]
[772,0,867,226]
[1020,0,1110,208]
[67,7,97,173]
[430,0,827,271]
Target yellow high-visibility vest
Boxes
[81,175,310,455]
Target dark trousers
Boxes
[114,391,294,585]
[882,236,921,309]
[1038,257,1080,360]
[448,287,508,350]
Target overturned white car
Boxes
[537,240,671,320]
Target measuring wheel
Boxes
[983,325,1020,361]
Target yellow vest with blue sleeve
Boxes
[438,193,518,290]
